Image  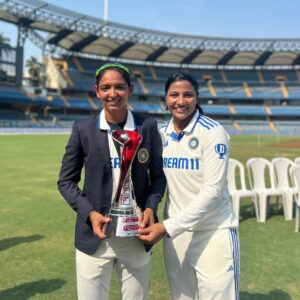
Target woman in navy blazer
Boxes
[58,62,165,300]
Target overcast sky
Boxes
[1,0,300,62]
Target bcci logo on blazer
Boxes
[137,148,149,164]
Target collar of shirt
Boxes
[164,110,200,140]
[97,108,136,131]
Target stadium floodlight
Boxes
[103,0,109,23]
[102,0,109,38]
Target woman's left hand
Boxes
[138,223,167,244]
[139,208,155,228]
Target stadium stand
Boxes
[0,0,299,135]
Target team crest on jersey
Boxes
[137,148,149,163]
[188,137,199,150]
[214,143,227,159]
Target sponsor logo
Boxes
[188,137,199,150]
[137,148,149,164]
[110,157,120,168]
[123,224,139,231]
[123,216,139,223]
[227,265,234,272]
[163,157,200,170]
[120,194,130,205]
[214,143,227,159]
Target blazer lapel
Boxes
[94,116,111,167]
[95,128,111,168]
[94,121,113,209]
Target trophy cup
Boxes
[105,130,143,237]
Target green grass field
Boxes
[0,134,300,300]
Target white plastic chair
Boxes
[294,157,300,165]
[247,157,285,222]
[272,157,297,220]
[290,165,300,232]
[227,158,259,223]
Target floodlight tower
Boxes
[103,0,109,37]
[103,0,109,23]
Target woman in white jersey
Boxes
[138,71,239,300]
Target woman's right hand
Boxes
[89,211,111,240]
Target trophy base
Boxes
[105,207,139,237]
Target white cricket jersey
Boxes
[98,109,136,202]
[160,110,238,238]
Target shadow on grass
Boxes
[0,279,66,300]
[241,289,291,300]
[239,202,285,224]
[239,204,256,224]
[0,235,44,251]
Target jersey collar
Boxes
[98,108,136,130]
[165,110,200,135]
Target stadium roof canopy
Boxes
[2,0,300,69]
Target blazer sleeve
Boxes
[145,120,166,213]
[57,122,94,222]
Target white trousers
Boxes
[164,228,239,300]
[76,237,151,300]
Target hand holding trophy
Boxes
[104,129,143,237]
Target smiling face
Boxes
[165,79,197,127]
[95,69,133,121]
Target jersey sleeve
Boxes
[163,125,230,238]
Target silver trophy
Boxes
[105,130,142,237]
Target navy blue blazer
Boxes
[58,112,166,255]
